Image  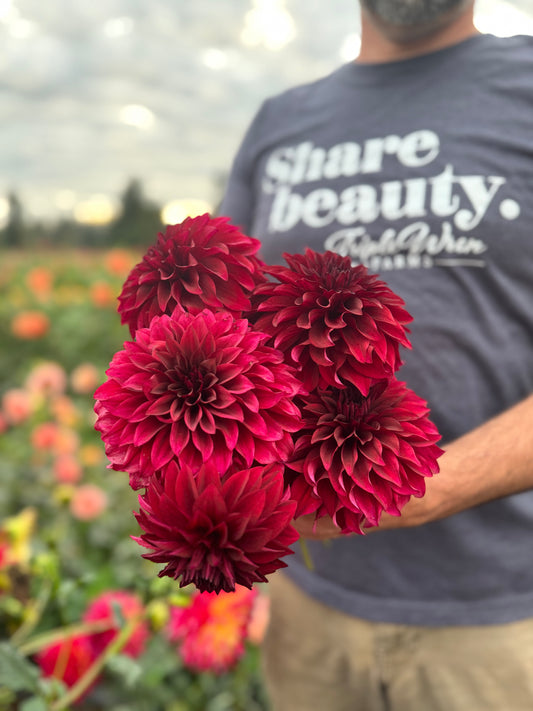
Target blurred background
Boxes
[1,0,533,245]
[1,2,532,709]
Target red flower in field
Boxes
[117,213,266,336]
[94,309,302,490]
[36,634,97,693]
[83,590,149,658]
[168,585,257,673]
[286,379,442,534]
[134,460,299,593]
[252,249,412,394]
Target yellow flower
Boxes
[0,508,37,570]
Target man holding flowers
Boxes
[220,0,533,708]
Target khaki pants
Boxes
[262,573,533,711]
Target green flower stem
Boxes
[50,615,143,711]
[9,579,53,648]
[16,619,115,657]
[299,538,315,571]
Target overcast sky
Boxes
[2,0,533,226]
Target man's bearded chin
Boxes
[360,0,470,27]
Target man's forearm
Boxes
[378,392,533,529]
[294,392,533,538]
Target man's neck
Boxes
[357,5,478,64]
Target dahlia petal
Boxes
[340,442,358,475]
[319,438,338,471]
[133,418,166,447]
[211,417,238,451]
[151,430,175,470]
[192,427,215,461]
[184,405,203,432]
[170,421,190,457]
[146,395,176,417]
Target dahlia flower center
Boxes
[325,389,376,444]
[336,388,367,420]
[168,367,217,411]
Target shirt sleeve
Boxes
[218,100,270,233]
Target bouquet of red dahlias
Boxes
[95,214,442,594]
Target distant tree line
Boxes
[0,179,165,250]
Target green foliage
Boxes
[0,178,164,249]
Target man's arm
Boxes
[294,392,533,539]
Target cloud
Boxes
[1,0,528,220]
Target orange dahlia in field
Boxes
[252,249,412,395]
[134,460,299,593]
[167,586,257,673]
[286,379,442,534]
[11,310,50,339]
[117,214,267,336]
[94,309,302,490]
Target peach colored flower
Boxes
[70,485,108,520]
[0,413,8,434]
[25,266,53,299]
[90,282,116,308]
[247,592,270,645]
[31,422,59,451]
[11,311,50,339]
[79,444,104,467]
[54,455,83,484]
[2,388,33,425]
[54,427,80,455]
[51,395,80,427]
[104,249,137,277]
[70,363,100,395]
[25,362,67,398]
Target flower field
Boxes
[0,249,269,711]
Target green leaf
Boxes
[0,642,40,693]
[106,654,143,689]
[21,697,49,711]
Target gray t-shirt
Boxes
[220,33,533,626]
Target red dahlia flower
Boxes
[133,460,299,593]
[286,379,442,534]
[94,309,302,490]
[36,634,97,694]
[252,249,412,394]
[83,590,149,659]
[167,585,257,673]
[118,214,266,336]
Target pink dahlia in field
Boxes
[286,379,442,534]
[168,585,257,673]
[94,309,302,490]
[83,590,149,658]
[252,249,412,394]
[133,460,299,593]
[118,214,266,336]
